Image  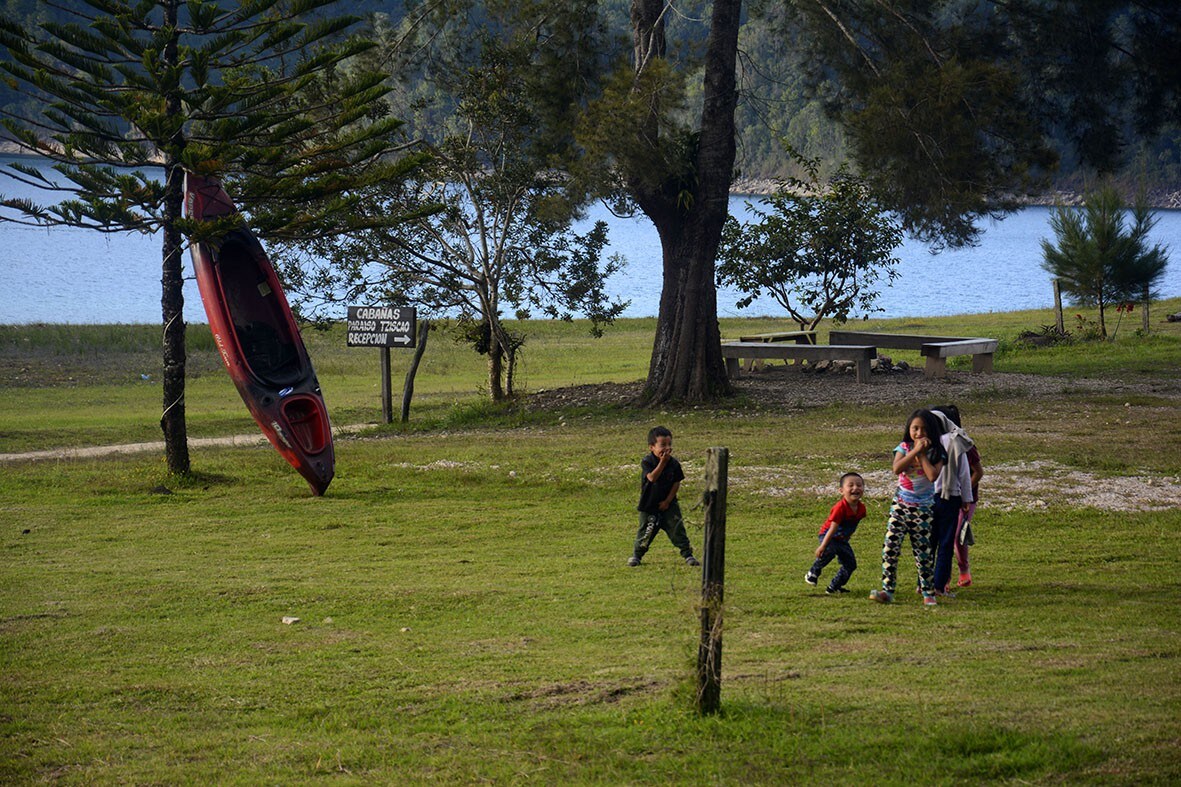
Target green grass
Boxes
[2,303,1181,783]
[2,300,1180,453]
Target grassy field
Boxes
[2,302,1180,784]
[2,299,1180,452]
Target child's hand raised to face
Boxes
[651,436,673,460]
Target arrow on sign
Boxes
[393,335,411,345]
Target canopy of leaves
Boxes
[5,1,1180,199]
[1004,0,1181,173]
[275,0,626,345]
[718,149,902,333]
[783,0,1060,247]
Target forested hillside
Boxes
[377,0,1181,195]
[3,0,1179,196]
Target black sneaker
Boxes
[804,572,819,586]
[825,586,850,595]
[685,556,701,567]
[627,557,641,567]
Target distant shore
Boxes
[729,176,1181,209]
[4,144,1180,209]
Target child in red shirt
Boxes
[805,472,867,594]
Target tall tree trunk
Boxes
[505,344,518,398]
[479,277,508,401]
[160,160,189,474]
[631,0,741,404]
[487,327,505,401]
[645,215,730,403]
[160,0,189,475]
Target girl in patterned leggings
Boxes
[870,409,945,607]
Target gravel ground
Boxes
[523,365,1181,513]
[524,364,1181,411]
[736,460,1181,514]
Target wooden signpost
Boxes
[697,446,729,715]
[346,306,418,424]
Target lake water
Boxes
[2,155,1180,324]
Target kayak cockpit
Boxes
[215,232,303,386]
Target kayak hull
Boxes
[184,172,334,495]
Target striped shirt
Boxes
[894,441,936,506]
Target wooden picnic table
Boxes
[732,330,816,370]
[737,330,817,343]
[828,331,999,378]
[722,341,877,383]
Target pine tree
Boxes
[1041,185,1170,338]
[0,0,421,475]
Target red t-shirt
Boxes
[818,498,867,541]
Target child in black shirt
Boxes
[629,426,700,567]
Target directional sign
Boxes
[346,306,416,348]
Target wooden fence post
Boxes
[697,446,728,715]
[1053,279,1064,333]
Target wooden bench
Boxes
[721,341,877,383]
[737,330,817,343]
[828,331,999,378]
[734,330,817,370]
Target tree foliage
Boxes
[1041,185,1170,338]
[0,0,420,473]
[783,0,1054,248]
[718,150,901,334]
[0,0,415,238]
[1004,0,1181,174]
[5,2,1181,192]
[275,0,626,401]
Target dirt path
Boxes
[0,423,375,464]
[0,433,270,463]
[525,367,1181,410]
[6,368,1180,465]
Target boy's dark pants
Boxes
[810,537,856,591]
[931,495,962,593]
[633,502,693,560]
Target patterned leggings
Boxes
[880,501,935,596]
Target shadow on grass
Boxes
[165,470,238,491]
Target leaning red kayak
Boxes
[184,172,335,495]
